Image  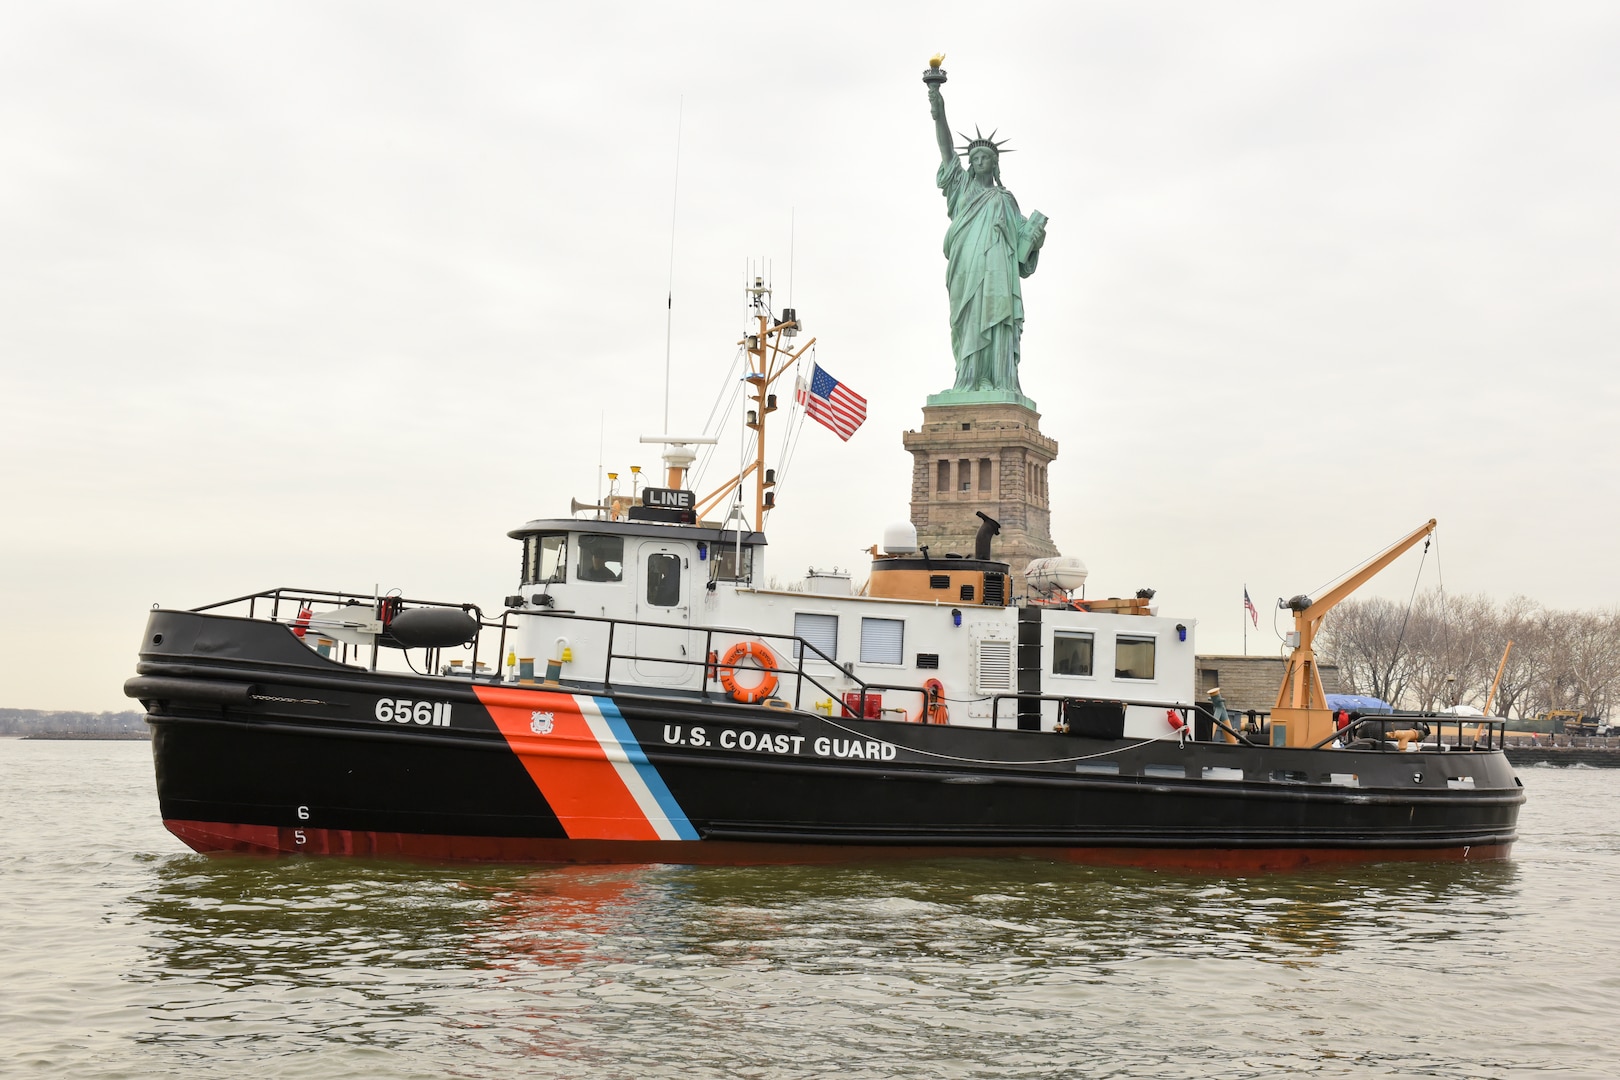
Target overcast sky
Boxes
[4,2,1617,712]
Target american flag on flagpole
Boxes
[796,362,867,441]
[1244,586,1259,628]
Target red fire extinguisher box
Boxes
[841,692,882,719]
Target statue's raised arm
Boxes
[928,84,954,165]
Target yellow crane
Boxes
[1271,518,1437,748]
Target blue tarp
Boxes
[1325,693,1393,714]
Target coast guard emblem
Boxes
[529,711,555,735]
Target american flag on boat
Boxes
[796,362,867,441]
[1244,586,1259,628]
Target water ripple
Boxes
[3,741,1618,1078]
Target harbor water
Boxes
[3,737,1617,1079]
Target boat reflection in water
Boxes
[133,856,1521,983]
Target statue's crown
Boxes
[956,126,1012,156]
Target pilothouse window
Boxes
[524,534,568,585]
[577,534,624,582]
[711,543,753,583]
[1116,635,1156,680]
[1052,632,1094,677]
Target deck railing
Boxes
[184,588,941,720]
[182,589,1511,750]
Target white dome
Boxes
[1024,556,1088,596]
[882,521,919,555]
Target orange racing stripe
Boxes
[473,685,660,841]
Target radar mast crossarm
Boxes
[693,461,761,521]
[693,295,816,531]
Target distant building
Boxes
[1194,655,1342,717]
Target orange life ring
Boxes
[718,640,779,704]
[913,678,950,725]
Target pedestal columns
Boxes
[902,401,1059,595]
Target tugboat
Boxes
[125,283,1523,869]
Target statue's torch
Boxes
[923,53,947,87]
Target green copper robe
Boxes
[937,158,1045,393]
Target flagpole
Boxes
[1243,584,1248,656]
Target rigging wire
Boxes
[688,346,747,492]
[813,712,1184,766]
[1304,525,1429,604]
[765,386,809,524]
[765,343,814,519]
[1433,531,1452,683]
[1389,535,1433,669]
[662,96,683,435]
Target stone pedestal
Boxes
[902,399,1059,596]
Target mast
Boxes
[1483,641,1513,717]
[692,275,817,531]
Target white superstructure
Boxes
[502,517,1196,738]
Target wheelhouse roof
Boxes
[507,518,768,546]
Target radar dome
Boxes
[1024,556,1088,596]
[882,521,919,555]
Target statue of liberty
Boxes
[925,61,1048,401]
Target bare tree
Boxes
[1319,596,1418,705]
[1319,591,1618,721]
[1485,596,1547,719]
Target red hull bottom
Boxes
[164,819,1513,872]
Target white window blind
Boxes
[859,617,904,665]
[794,612,838,662]
[1116,635,1157,680]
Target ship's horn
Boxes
[571,497,609,515]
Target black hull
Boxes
[131,611,1524,869]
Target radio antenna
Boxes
[663,96,683,434]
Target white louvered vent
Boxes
[976,639,1014,693]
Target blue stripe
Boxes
[597,698,699,841]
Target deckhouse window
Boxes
[524,534,568,585]
[577,534,624,582]
[1116,635,1156,680]
[646,553,681,607]
[859,617,904,666]
[1052,632,1094,677]
[710,542,753,583]
[793,612,838,662]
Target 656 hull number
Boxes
[373,698,453,727]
